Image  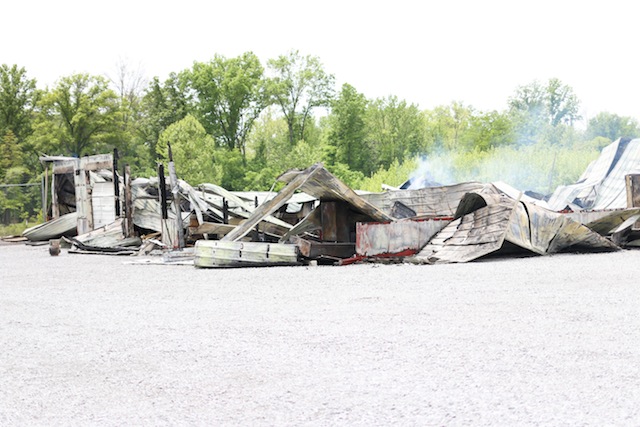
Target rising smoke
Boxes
[406,142,599,195]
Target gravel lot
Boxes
[1,243,640,426]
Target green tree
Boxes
[546,78,581,126]
[267,50,335,146]
[465,110,514,151]
[156,114,219,185]
[0,164,33,224]
[139,73,191,165]
[326,83,369,173]
[366,95,426,170]
[185,52,268,160]
[245,108,289,189]
[0,129,23,179]
[508,78,581,144]
[585,112,639,141]
[0,64,38,142]
[424,101,475,151]
[30,74,121,157]
[107,59,152,173]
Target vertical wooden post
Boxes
[167,143,184,249]
[124,164,134,237]
[74,159,92,234]
[158,164,168,220]
[42,164,48,221]
[223,198,229,224]
[158,163,170,246]
[51,166,59,219]
[254,196,260,241]
[113,148,121,217]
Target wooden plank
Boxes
[194,240,299,268]
[124,165,134,237]
[191,222,236,236]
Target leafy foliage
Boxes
[585,112,640,141]
[267,50,335,146]
[185,52,269,158]
[326,84,369,172]
[0,64,38,141]
[29,74,121,157]
[156,115,219,185]
[139,74,191,165]
[365,96,426,171]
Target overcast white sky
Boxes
[3,0,639,124]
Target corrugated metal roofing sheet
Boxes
[548,138,640,211]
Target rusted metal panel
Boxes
[356,218,451,256]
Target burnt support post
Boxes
[158,164,168,220]
[158,163,170,246]
[123,164,134,237]
[254,196,261,241]
[113,148,121,217]
[42,165,48,221]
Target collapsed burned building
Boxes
[21,138,640,266]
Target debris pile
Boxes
[20,138,640,266]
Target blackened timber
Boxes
[124,164,134,237]
[292,236,355,260]
[113,148,121,217]
[158,164,168,220]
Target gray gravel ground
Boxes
[1,242,640,426]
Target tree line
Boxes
[1,51,639,223]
